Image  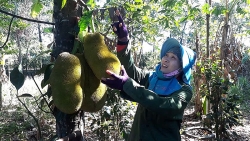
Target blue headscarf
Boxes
[148,38,196,96]
[160,38,196,85]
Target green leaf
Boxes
[135,0,142,2]
[78,11,93,33]
[43,27,53,33]
[179,16,188,23]
[202,96,207,115]
[211,6,226,16]
[142,6,151,10]
[44,63,54,85]
[61,0,67,9]
[87,0,96,8]
[132,12,140,18]
[236,7,245,15]
[18,93,33,98]
[10,65,25,90]
[41,79,46,88]
[201,3,210,14]
[165,20,169,28]
[31,0,43,18]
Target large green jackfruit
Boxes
[50,52,83,114]
[76,53,107,112]
[83,32,121,79]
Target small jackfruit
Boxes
[50,52,83,114]
[83,32,121,79]
[76,53,107,112]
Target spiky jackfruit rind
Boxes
[76,53,107,112]
[83,32,121,79]
[50,52,83,114]
[52,85,83,114]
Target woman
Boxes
[101,10,196,141]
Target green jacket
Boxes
[117,45,193,141]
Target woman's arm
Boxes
[117,44,149,85]
[116,44,150,101]
[123,78,193,119]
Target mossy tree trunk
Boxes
[52,0,84,140]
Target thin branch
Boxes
[0,16,14,48]
[77,0,90,11]
[0,9,55,25]
[31,74,53,113]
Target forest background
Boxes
[0,0,250,140]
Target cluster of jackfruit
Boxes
[49,33,121,114]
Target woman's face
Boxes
[160,52,181,74]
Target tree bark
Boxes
[52,0,84,140]
[0,81,2,110]
[56,130,82,141]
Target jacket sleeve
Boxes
[123,78,193,118]
[116,43,150,101]
[117,44,149,85]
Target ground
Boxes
[0,76,250,140]
[181,104,250,141]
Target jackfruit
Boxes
[76,53,107,112]
[83,32,121,79]
[50,52,83,114]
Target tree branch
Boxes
[0,9,55,25]
[0,16,14,48]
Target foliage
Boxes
[241,51,250,80]
[139,51,159,70]
[1,0,250,140]
[0,108,32,140]
[0,98,55,140]
[88,88,136,140]
[31,0,43,18]
[227,77,250,110]
[8,51,54,140]
[198,59,243,140]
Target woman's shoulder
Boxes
[180,83,193,94]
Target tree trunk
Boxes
[193,32,203,118]
[0,81,2,110]
[52,0,84,140]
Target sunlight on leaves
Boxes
[31,0,43,18]
[61,0,67,9]
[87,0,96,9]
[78,11,92,33]
[134,0,142,3]
[201,3,210,14]
[43,27,53,33]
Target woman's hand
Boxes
[101,65,129,90]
